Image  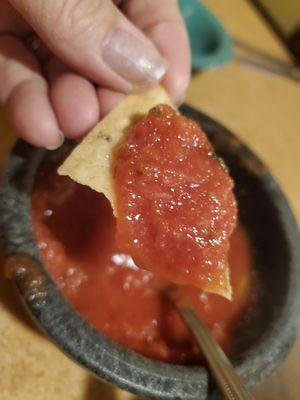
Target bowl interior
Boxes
[198,110,291,358]
[1,105,299,400]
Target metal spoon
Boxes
[175,303,255,400]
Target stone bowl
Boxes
[1,105,300,399]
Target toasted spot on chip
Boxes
[58,86,173,212]
[204,265,232,300]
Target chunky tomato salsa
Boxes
[32,156,252,365]
[113,105,237,297]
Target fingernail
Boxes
[103,29,167,88]
[46,131,64,150]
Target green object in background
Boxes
[178,0,233,68]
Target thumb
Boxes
[9,0,167,92]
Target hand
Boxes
[0,0,190,149]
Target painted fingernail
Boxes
[103,29,167,88]
[46,131,64,150]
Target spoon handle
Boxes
[234,38,300,82]
[177,306,255,400]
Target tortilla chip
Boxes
[58,85,172,212]
[58,85,232,300]
[204,265,232,300]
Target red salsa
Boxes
[32,159,252,364]
[113,105,237,295]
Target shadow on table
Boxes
[85,375,147,400]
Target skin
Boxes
[0,0,190,149]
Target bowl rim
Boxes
[1,105,300,400]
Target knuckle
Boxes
[124,0,179,31]
[49,0,111,44]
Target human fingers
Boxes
[123,0,191,104]
[46,58,100,139]
[0,35,63,148]
[97,87,125,117]
[9,0,168,93]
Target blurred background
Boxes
[251,0,300,62]
[0,1,299,400]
